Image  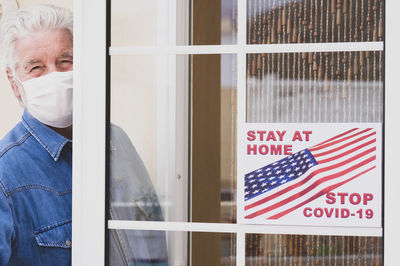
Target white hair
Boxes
[0,4,73,74]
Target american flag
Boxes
[244,128,377,220]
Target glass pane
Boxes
[191,54,237,223]
[109,54,177,223]
[192,232,236,266]
[109,229,169,265]
[108,230,236,266]
[109,54,237,223]
[247,0,385,44]
[111,0,237,46]
[111,0,158,46]
[191,0,238,45]
[246,51,383,123]
[245,234,382,265]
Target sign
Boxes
[237,123,382,228]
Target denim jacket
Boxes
[0,110,72,265]
[0,110,167,265]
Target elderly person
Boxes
[0,4,167,265]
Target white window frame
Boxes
[72,0,106,265]
[72,0,399,265]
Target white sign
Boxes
[237,123,382,228]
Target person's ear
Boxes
[6,68,21,99]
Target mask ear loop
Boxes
[12,76,27,108]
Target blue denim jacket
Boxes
[0,110,168,265]
[0,110,72,265]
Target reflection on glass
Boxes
[246,51,383,123]
[109,229,169,266]
[109,123,164,220]
[245,234,382,266]
[247,0,384,44]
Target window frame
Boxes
[72,0,107,265]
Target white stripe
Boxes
[109,42,384,55]
[311,128,361,148]
[311,128,375,158]
[313,133,376,162]
[108,220,382,237]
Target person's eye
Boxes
[30,66,41,72]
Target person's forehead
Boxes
[15,29,73,65]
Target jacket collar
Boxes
[21,109,71,161]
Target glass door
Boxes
[71,0,400,265]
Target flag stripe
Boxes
[311,128,359,148]
[267,165,376,219]
[316,139,376,164]
[308,128,372,152]
[245,155,376,219]
[313,132,376,158]
[244,147,376,211]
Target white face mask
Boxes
[16,71,73,128]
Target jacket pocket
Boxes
[34,220,72,265]
[35,220,72,248]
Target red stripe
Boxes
[316,140,376,164]
[309,128,373,152]
[245,156,375,219]
[267,165,376,219]
[311,128,359,148]
[313,132,376,158]
[244,147,376,211]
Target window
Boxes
[72,0,400,265]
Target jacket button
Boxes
[66,240,72,246]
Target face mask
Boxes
[16,71,73,128]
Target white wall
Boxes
[0,74,21,138]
